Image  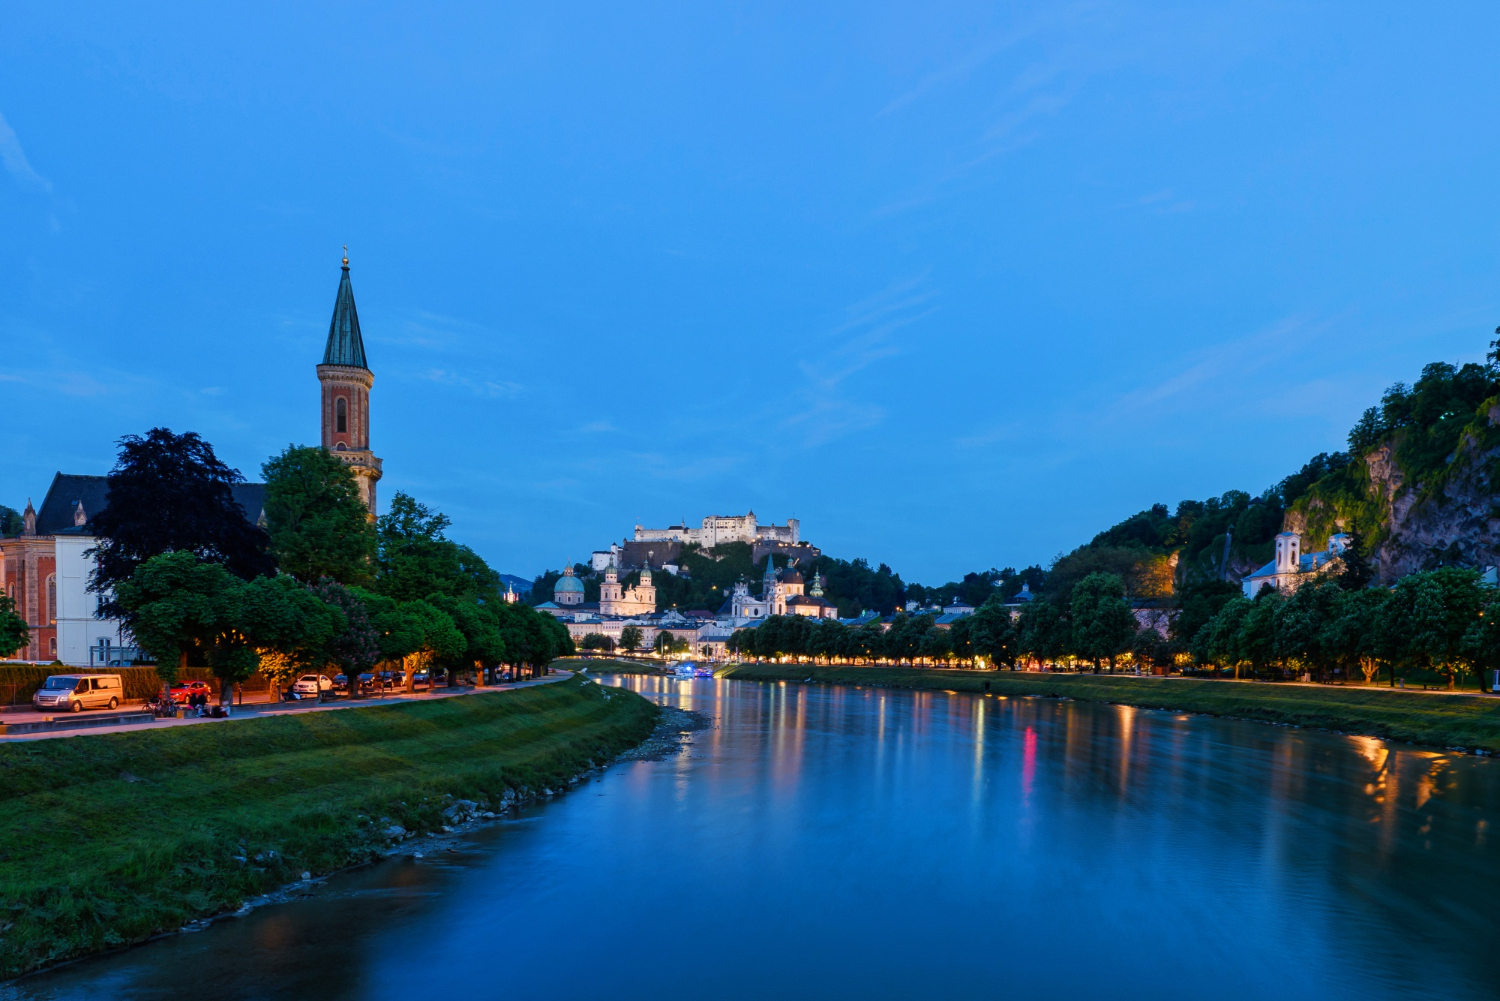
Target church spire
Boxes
[322,251,369,370]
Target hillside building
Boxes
[1241,532,1350,598]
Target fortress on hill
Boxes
[633,512,799,548]
[592,511,818,572]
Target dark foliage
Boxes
[89,429,274,621]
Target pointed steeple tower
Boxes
[322,250,369,368]
[317,248,383,517]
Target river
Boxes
[8,674,1500,1000]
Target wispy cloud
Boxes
[0,112,51,192]
[778,275,940,446]
[418,368,523,398]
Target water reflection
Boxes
[11,676,1500,1001]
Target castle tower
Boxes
[318,250,383,517]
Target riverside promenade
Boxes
[0,671,570,742]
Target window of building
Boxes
[47,575,56,624]
[336,397,348,433]
[49,637,57,656]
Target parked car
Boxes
[168,680,213,704]
[411,670,431,690]
[289,674,333,699]
[375,670,404,691]
[33,674,123,713]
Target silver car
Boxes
[33,674,124,713]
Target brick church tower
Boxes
[318,251,382,516]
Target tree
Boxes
[1238,591,1284,679]
[1336,532,1375,592]
[1017,601,1067,668]
[1325,587,1389,684]
[375,492,501,602]
[427,595,506,685]
[114,552,343,701]
[1194,595,1252,677]
[968,601,1018,668]
[89,429,274,618]
[0,592,28,659]
[262,445,376,586]
[1384,568,1483,690]
[357,590,465,689]
[1069,573,1136,672]
[1171,578,1240,644]
[0,505,23,539]
[1274,581,1341,681]
[580,632,615,653]
[308,578,381,684]
[620,625,643,654]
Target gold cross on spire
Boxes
[342,244,349,267]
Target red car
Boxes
[168,680,214,704]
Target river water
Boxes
[9,675,1500,1000]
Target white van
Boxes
[33,674,124,713]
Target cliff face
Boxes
[1285,404,1500,582]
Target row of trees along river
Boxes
[727,559,1500,693]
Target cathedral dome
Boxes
[554,567,584,595]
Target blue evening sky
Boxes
[3,3,1499,584]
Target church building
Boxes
[318,251,382,516]
[2,255,380,663]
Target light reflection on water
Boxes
[10,675,1500,1001]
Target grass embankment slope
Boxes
[718,664,1500,752]
[0,675,657,978]
[552,657,672,675]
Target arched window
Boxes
[46,575,56,624]
[336,397,348,434]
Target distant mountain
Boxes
[498,573,533,595]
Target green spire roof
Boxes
[322,258,368,369]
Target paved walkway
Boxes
[0,671,571,742]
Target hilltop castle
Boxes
[633,511,799,548]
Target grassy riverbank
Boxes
[717,663,1500,752]
[552,656,674,675]
[0,675,657,978]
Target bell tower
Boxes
[318,249,383,516]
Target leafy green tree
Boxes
[1069,573,1137,673]
[307,578,381,682]
[619,625,643,654]
[0,505,23,539]
[115,552,342,701]
[919,625,953,663]
[1171,578,1241,644]
[1274,581,1341,681]
[1336,532,1375,591]
[580,632,614,653]
[967,602,1018,668]
[1193,595,1252,677]
[1383,568,1483,689]
[1323,586,1388,684]
[233,575,346,701]
[357,590,465,688]
[375,492,500,602]
[428,595,506,685]
[1017,601,1067,668]
[1464,590,1500,694]
[90,429,274,619]
[1238,591,1283,679]
[0,592,29,659]
[261,445,376,585]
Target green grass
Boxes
[718,663,1500,752]
[0,676,657,978]
[553,657,673,675]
